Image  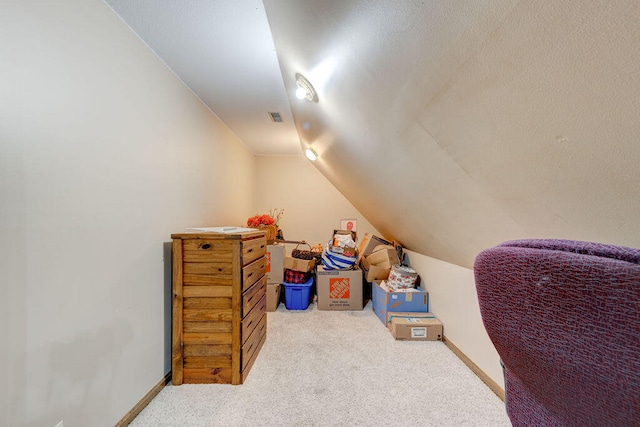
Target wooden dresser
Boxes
[171,230,267,385]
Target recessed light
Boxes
[305,148,317,161]
[295,73,318,102]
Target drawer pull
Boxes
[218,268,223,272]
[248,272,253,278]
[248,248,253,253]
[201,243,211,250]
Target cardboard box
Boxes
[266,283,282,312]
[371,280,428,325]
[357,233,393,262]
[333,229,357,242]
[316,266,364,310]
[366,245,400,269]
[266,244,284,284]
[284,256,315,272]
[361,257,392,282]
[331,229,357,257]
[387,312,443,341]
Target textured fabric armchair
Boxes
[474,239,640,427]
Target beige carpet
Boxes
[130,301,511,426]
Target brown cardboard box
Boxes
[316,266,364,310]
[357,233,393,262]
[266,244,284,284]
[361,257,392,282]
[330,229,357,257]
[366,245,400,269]
[266,283,281,312]
[387,312,442,341]
[333,229,357,242]
[284,256,315,272]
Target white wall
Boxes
[0,3,507,425]
[253,155,381,253]
[0,1,255,426]
[404,251,504,389]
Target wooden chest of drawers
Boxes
[171,230,267,385]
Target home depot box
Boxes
[371,280,428,325]
[386,312,443,341]
[316,266,364,310]
[266,283,282,312]
[266,244,284,283]
[357,233,393,262]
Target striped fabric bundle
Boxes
[322,243,357,270]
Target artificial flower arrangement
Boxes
[246,214,275,228]
[246,208,284,242]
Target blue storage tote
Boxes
[283,276,314,310]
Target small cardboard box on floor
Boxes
[316,266,364,310]
[386,312,443,341]
[372,280,428,325]
[266,244,284,283]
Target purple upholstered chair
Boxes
[474,239,640,427]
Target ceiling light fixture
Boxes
[305,148,317,161]
[295,73,318,102]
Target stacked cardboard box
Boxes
[266,244,284,311]
[371,280,429,324]
[283,256,315,272]
[357,232,393,263]
[361,244,400,282]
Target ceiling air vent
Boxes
[268,112,283,123]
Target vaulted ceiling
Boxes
[105,0,640,268]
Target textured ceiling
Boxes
[105,0,640,268]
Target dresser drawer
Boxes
[241,313,267,371]
[183,239,233,263]
[242,256,266,291]
[241,294,266,345]
[242,276,266,318]
[242,237,267,266]
[183,261,233,288]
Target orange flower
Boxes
[247,214,275,227]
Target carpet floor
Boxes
[130,301,511,426]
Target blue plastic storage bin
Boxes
[283,276,314,310]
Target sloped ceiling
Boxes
[265,0,640,267]
[106,1,640,268]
